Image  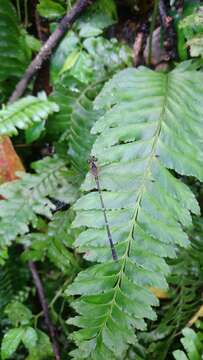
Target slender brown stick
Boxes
[158,0,177,60]
[28,261,61,360]
[9,0,95,103]
[33,8,52,95]
[147,0,159,65]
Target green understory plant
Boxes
[1,0,203,359]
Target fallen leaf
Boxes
[149,287,170,299]
[0,137,24,184]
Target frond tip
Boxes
[66,67,203,359]
[173,324,203,360]
[0,92,59,136]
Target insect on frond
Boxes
[88,156,118,261]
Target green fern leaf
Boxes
[48,40,132,174]
[0,92,58,136]
[47,76,102,161]
[0,0,30,82]
[0,254,29,315]
[48,36,132,143]
[66,77,104,174]
[21,210,78,273]
[46,210,79,272]
[0,155,77,255]
[0,267,14,313]
[179,5,203,58]
[66,67,203,359]
[138,218,203,359]
[173,325,203,360]
[48,75,107,177]
[47,74,105,175]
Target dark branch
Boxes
[9,0,95,103]
[28,261,61,360]
[158,0,177,60]
[33,9,52,95]
[133,23,148,67]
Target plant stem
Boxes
[16,0,21,21]
[9,0,95,104]
[28,261,61,360]
[147,0,159,65]
[158,0,177,60]
[24,0,28,28]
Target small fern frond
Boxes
[0,256,29,321]
[0,0,30,82]
[173,324,203,360]
[66,76,104,174]
[48,75,103,176]
[0,155,77,256]
[138,247,203,358]
[21,209,78,273]
[30,155,78,202]
[46,210,79,272]
[81,37,132,79]
[47,36,132,144]
[66,67,203,359]
[0,267,13,314]
[0,92,58,136]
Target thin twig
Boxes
[133,23,148,67]
[148,0,159,65]
[24,0,28,28]
[16,0,21,21]
[9,0,95,103]
[28,261,61,360]
[158,0,177,60]
[33,8,52,95]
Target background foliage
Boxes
[1,0,203,359]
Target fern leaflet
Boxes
[0,92,58,136]
[0,0,30,82]
[173,324,203,360]
[21,210,78,274]
[66,67,203,359]
[0,155,77,259]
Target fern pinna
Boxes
[66,67,203,359]
[0,92,58,136]
[173,323,203,360]
[0,0,30,82]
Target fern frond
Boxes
[21,210,78,273]
[66,67,203,359]
[180,6,203,58]
[0,0,30,81]
[47,36,132,145]
[138,259,201,358]
[0,267,13,314]
[137,217,203,359]
[47,74,106,175]
[66,77,104,174]
[0,155,77,255]
[173,324,203,360]
[48,75,102,174]
[0,92,58,136]
[30,155,77,202]
[82,37,132,77]
[0,255,29,321]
